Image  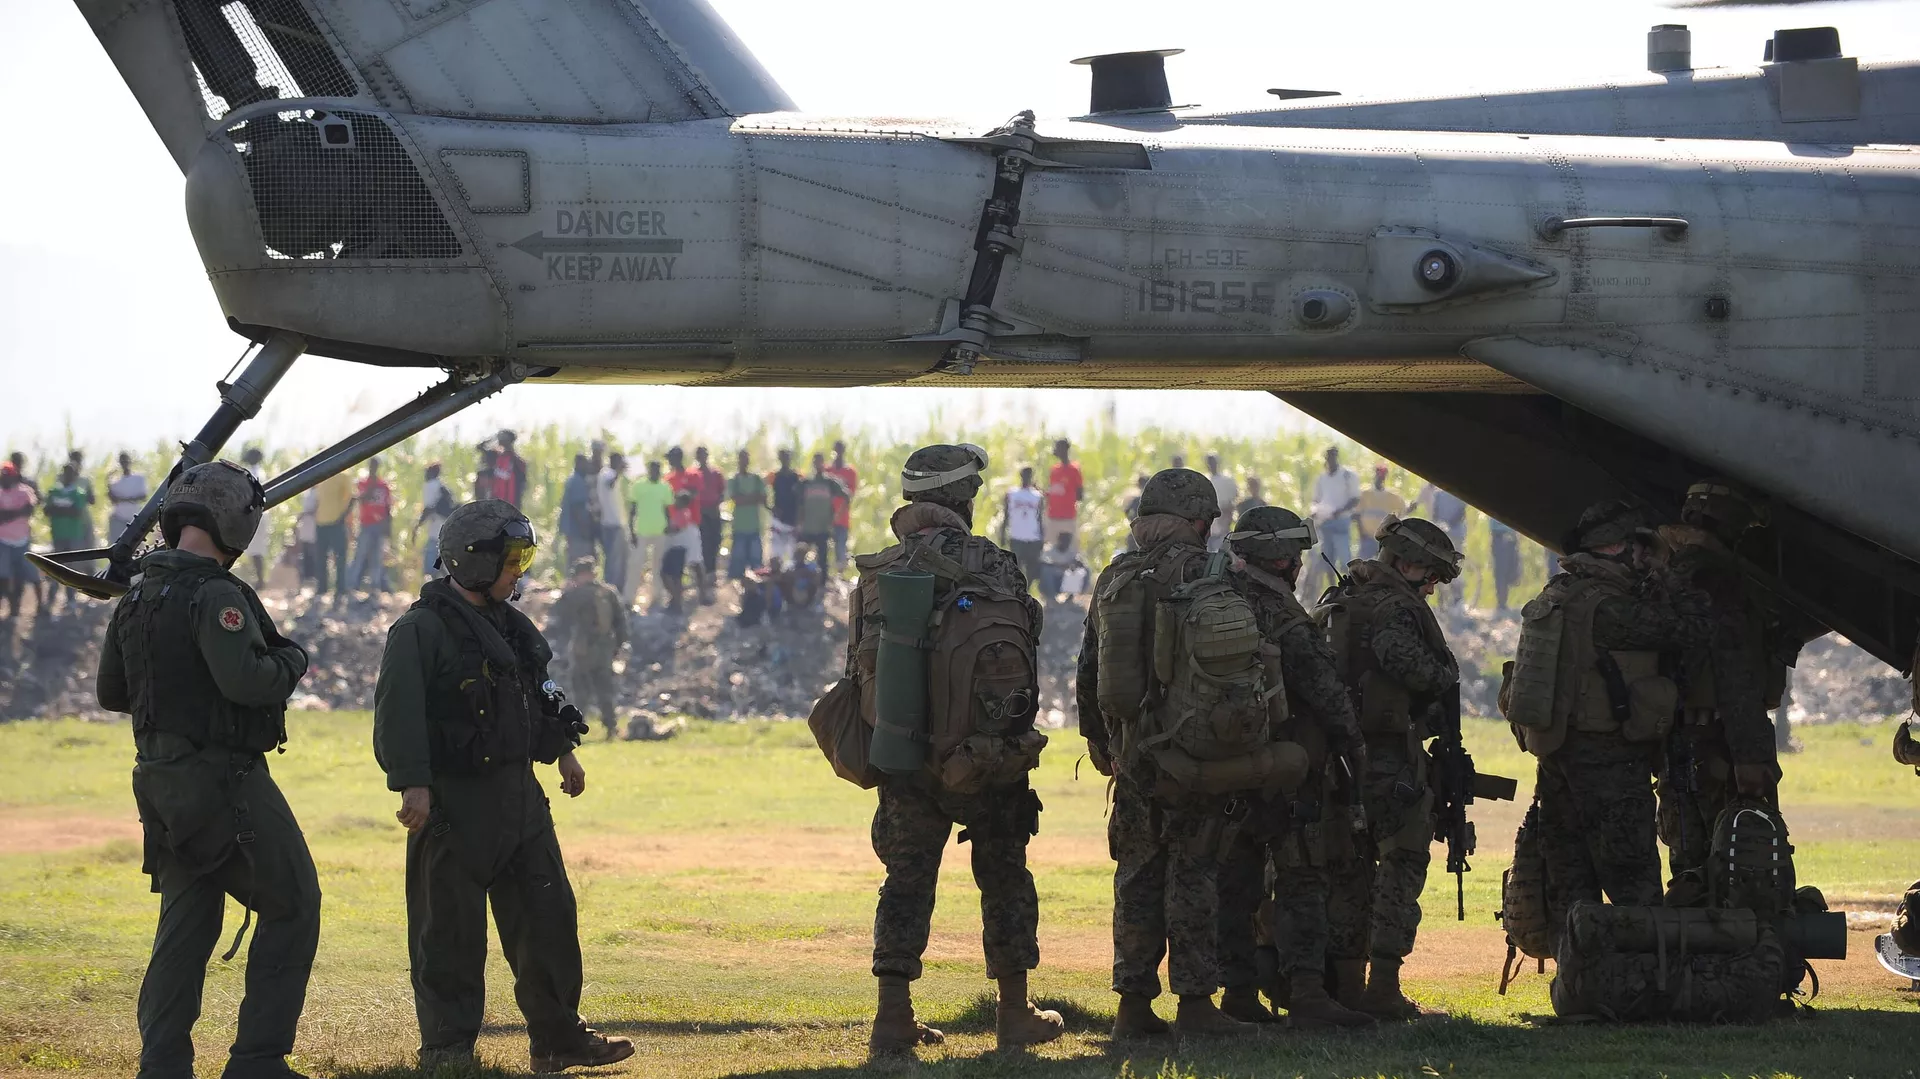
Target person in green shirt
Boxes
[797,453,848,580]
[44,463,92,612]
[624,459,673,611]
[727,449,767,580]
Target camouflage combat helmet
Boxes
[438,499,538,591]
[1137,468,1220,521]
[900,443,988,508]
[1228,505,1316,563]
[568,555,598,577]
[1570,498,1653,552]
[1682,478,1767,536]
[1375,514,1463,582]
[161,460,265,555]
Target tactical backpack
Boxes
[840,528,1045,794]
[1136,555,1296,794]
[1497,798,1554,993]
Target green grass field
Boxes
[2,714,1918,1079]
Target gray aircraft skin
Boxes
[63,0,1920,669]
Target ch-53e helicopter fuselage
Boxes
[65,0,1920,670]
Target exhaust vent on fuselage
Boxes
[1072,49,1182,114]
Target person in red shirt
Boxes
[486,429,528,505]
[693,446,726,587]
[346,456,394,595]
[825,439,858,571]
[1045,439,1084,554]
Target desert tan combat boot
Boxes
[1286,970,1376,1028]
[1355,956,1432,1021]
[1173,994,1258,1037]
[1218,985,1278,1024]
[1110,993,1169,1040]
[994,971,1065,1050]
[869,974,944,1057]
[1330,958,1369,1011]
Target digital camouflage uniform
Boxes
[1217,561,1365,991]
[374,576,594,1060]
[1078,522,1223,1000]
[850,444,1061,1056]
[1657,528,1780,882]
[849,501,1046,983]
[546,571,629,736]
[97,546,316,1079]
[1324,558,1459,968]
[1512,550,1711,947]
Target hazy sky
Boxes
[2,0,1915,453]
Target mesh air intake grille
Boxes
[229,111,463,260]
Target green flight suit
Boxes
[96,549,316,1079]
[373,583,591,1058]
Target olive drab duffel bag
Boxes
[1551,901,1786,1023]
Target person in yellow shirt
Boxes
[313,471,355,598]
[1354,466,1407,560]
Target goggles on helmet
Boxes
[1380,517,1463,582]
[471,516,538,574]
[900,443,990,493]
[1226,519,1318,549]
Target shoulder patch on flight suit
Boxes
[218,606,246,632]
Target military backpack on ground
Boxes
[1551,900,1785,1022]
[1554,800,1844,1022]
[1497,798,1553,993]
[823,526,1045,794]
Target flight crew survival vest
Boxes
[1321,560,1450,738]
[111,560,286,753]
[411,580,547,775]
[1506,556,1677,758]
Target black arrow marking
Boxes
[506,233,684,258]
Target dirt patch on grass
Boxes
[0,809,138,854]
[571,826,1110,876]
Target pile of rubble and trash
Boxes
[1,582,1911,733]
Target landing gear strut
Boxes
[29,332,525,599]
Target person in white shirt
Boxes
[106,452,148,539]
[1205,452,1237,551]
[1306,446,1361,596]
[598,453,630,594]
[413,461,454,579]
[1000,466,1046,585]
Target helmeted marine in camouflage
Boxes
[1506,499,1712,954]
[1214,506,1375,1028]
[96,460,318,1079]
[1321,515,1461,1020]
[545,556,629,738]
[1078,468,1257,1039]
[1656,480,1785,884]
[849,444,1063,1058]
